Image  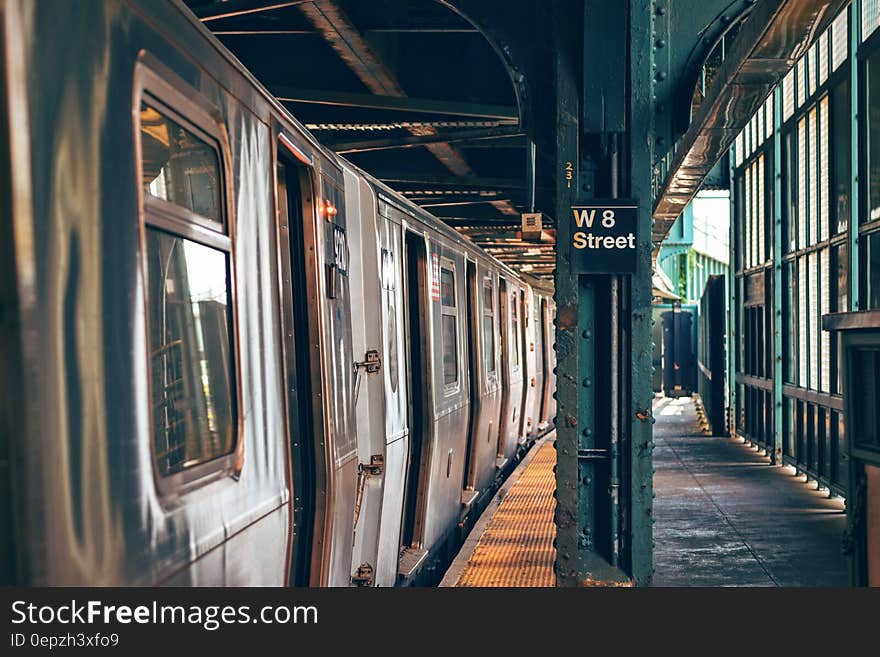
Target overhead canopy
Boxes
[652,0,848,246]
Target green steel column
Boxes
[628,0,654,585]
[728,144,737,437]
[552,0,582,587]
[554,0,653,586]
[773,86,784,464]
[851,1,861,311]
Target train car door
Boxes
[519,287,537,441]
[345,168,387,586]
[399,230,431,574]
[496,278,511,464]
[539,297,552,427]
[275,147,321,587]
[373,204,408,586]
[463,260,480,494]
[463,263,503,498]
[531,294,545,433]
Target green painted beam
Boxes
[728,142,737,438]
[773,85,784,464]
[627,0,655,586]
[850,2,861,311]
[552,0,582,588]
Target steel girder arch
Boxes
[438,0,563,217]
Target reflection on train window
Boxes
[482,279,496,374]
[139,97,237,481]
[146,231,235,475]
[440,264,458,386]
[140,102,222,227]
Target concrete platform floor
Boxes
[652,396,849,587]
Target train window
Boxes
[511,291,520,368]
[138,95,238,481]
[482,279,496,374]
[145,233,235,476]
[140,102,223,229]
[534,300,543,365]
[440,264,459,386]
[441,267,455,307]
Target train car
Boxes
[0,0,554,587]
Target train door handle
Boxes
[353,349,382,405]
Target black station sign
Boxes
[567,201,638,274]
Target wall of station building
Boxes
[727,0,880,498]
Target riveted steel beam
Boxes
[328,126,524,154]
[551,0,653,588]
[195,0,310,22]
[552,0,582,587]
[376,173,526,189]
[416,198,513,208]
[274,87,518,121]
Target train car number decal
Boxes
[332,225,349,275]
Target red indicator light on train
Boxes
[319,199,338,219]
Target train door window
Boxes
[534,299,543,371]
[441,262,459,386]
[511,289,520,369]
[137,81,238,489]
[482,279,496,374]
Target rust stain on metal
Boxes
[557,305,577,328]
[580,577,634,587]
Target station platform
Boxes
[440,434,557,587]
[653,396,848,587]
[441,396,849,587]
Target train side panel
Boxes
[3,0,290,584]
[1,0,557,587]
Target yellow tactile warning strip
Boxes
[455,440,557,587]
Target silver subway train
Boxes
[0,0,556,586]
